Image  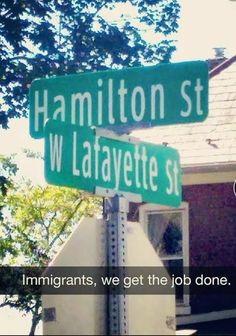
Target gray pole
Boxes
[104,195,128,335]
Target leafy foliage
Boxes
[0,0,180,128]
[0,155,18,258]
[0,176,102,334]
[3,184,101,265]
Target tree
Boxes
[0,0,180,128]
[0,155,18,260]
[0,176,102,335]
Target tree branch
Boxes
[45,199,84,253]
[93,1,107,17]
[29,298,41,336]
[9,56,38,61]
[8,55,55,63]
[0,301,9,308]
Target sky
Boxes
[1,0,236,334]
[173,0,236,61]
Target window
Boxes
[139,202,190,315]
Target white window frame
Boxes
[139,202,191,315]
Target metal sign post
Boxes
[104,195,128,335]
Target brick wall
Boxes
[183,183,236,267]
[183,182,236,313]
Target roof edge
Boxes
[182,162,236,174]
[209,55,236,78]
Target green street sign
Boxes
[44,120,182,207]
[30,61,208,139]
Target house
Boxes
[129,55,236,330]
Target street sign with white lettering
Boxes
[30,61,208,139]
[44,120,181,207]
